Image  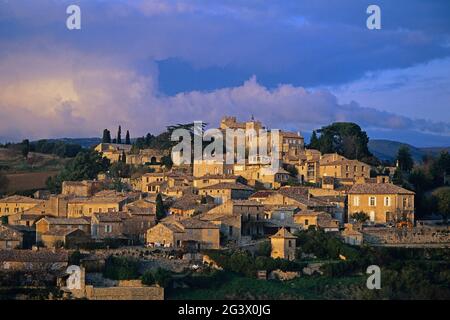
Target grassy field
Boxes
[5,171,59,193]
[168,273,366,300]
[0,148,66,192]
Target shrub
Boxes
[141,271,155,285]
[153,268,173,288]
[103,256,140,280]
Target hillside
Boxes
[368,139,450,163]
[35,137,101,148]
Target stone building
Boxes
[270,228,297,261]
[0,225,23,249]
[146,216,220,249]
[36,217,91,244]
[198,182,254,204]
[0,196,43,216]
[62,180,103,197]
[348,181,415,224]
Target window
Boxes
[105,225,112,233]
[403,197,408,208]
[384,197,391,206]
[353,196,360,206]
[305,219,309,226]
[207,229,212,236]
[288,240,292,247]
[369,196,376,206]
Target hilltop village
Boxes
[0,116,449,300]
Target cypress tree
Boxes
[125,130,131,145]
[117,126,122,144]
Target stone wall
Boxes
[85,285,164,300]
[363,226,450,245]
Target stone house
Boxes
[0,195,43,216]
[198,182,254,204]
[146,216,220,249]
[0,225,23,249]
[62,180,103,197]
[270,228,297,261]
[36,217,91,244]
[293,210,340,232]
[168,194,216,217]
[91,212,129,240]
[348,181,415,224]
[40,229,90,248]
[94,143,132,163]
[0,249,69,271]
[193,174,242,189]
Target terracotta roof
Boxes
[349,183,414,195]
[231,200,263,206]
[195,174,240,180]
[0,225,23,241]
[39,217,90,225]
[249,190,276,198]
[0,249,68,263]
[0,195,41,203]
[270,227,296,239]
[200,182,254,191]
[42,228,87,237]
[93,212,129,223]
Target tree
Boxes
[153,268,172,288]
[311,122,375,162]
[117,125,122,144]
[350,212,370,223]
[125,130,131,145]
[433,188,450,223]
[155,193,166,220]
[46,150,110,193]
[21,139,30,159]
[0,172,8,195]
[396,146,414,172]
[392,168,404,186]
[309,130,319,149]
[102,129,111,143]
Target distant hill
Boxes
[34,137,102,148]
[368,139,450,163]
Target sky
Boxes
[0,0,449,147]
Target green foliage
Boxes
[432,187,450,222]
[109,161,131,178]
[0,172,8,195]
[308,130,319,149]
[311,122,376,163]
[350,211,369,223]
[204,250,304,278]
[102,129,111,143]
[294,229,360,261]
[69,250,83,265]
[125,130,131,145]
[46,150,110,193]
[155,193,166,220]
[117,125,122,144]
[153,268,173,288]
[392,168,404,186]
[21,139,30,159]
[141,270,155,285]
[31,139,82,158]
[104,256,140,280]
[396,146,414,172]
[256,241,271,257]
[1,216,8,225]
